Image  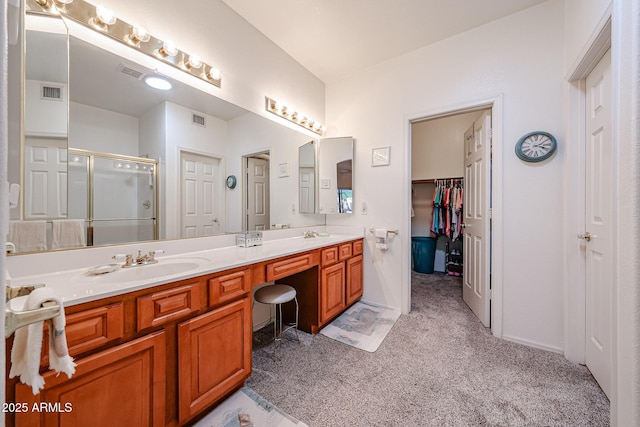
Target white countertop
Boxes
[7,233,362,307]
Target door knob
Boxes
[578,232,591,242]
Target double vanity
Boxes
[5,232,364,426]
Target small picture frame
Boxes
[372,147,390,166]
[278,162,290,177]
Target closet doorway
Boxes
[410,106,493,327]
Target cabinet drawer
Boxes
[338,243,353,261]
[209,269,250,306]
[266,253,315,281]
[43,303,124,362]
[353,239,364,255]
[321,247,339,267]
[137,282,201,331]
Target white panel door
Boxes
[247,157,269,231]
[463,111,491,327]
[584,49,612,399]
[299,166,315,213]
[180,152,220,238]
[24,137,67,218]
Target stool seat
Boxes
[254,284,296,305]
[253,284,300,358]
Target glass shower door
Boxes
[91,156,157,246]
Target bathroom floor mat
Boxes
[320,301,401,352]
[193,386,308,427]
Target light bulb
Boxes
[185,54,202,70]
[207,67,221,81]
[95,5,117,26]
[130,26,150,44]
[157,40,178,58]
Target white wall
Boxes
[326,1,566,351]
[411,111,482,180]
[24,80,67,137]
[226,112,324,232]
[97,0,325,128]
[612,0,640,424]
[564,0,612,73]
[139,103,167,239]
[70,102,139,156]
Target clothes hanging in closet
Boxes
[430,179,464,240]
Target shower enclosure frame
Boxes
[68,148,159,246]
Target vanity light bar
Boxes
[265,97,325,135]
[26,0,221,88]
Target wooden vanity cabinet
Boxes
[319,239,364,327]
[15,331,166,427]
[5,238,362,426]
[6,269,253,427]
[177,296,252,423]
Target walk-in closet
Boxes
[410,108,491,325]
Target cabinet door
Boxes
[178,297,252,423]
[320,262,346,324]
[15,332,166,427]
[346,255,364,306]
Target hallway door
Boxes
[584,48,613,399]
[246,157,270,231]
[180,152,221,238]
[463,111,491,327]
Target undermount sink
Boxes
[88,257,209,283]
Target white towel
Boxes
[8,221,47,252]
[51,219,86,249]
[9,288,76,395]
[374,228,388,251]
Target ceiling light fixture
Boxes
[265,97,325,136]
[144,76,172,91]
[29,0,222,88]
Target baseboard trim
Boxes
[502,334,563,355]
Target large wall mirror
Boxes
[298,137,354,215]
[7,1,325,254]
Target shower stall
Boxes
[68,149,158,246]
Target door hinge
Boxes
[487,289,492,300]
[487,127,493,140]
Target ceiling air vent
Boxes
[192,113,206,127]
[41,85,62,101]
[117,63,146,80]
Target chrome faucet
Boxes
[303,230,319,238]
[113,250,164,268]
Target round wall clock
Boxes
[226,175,237,189]
[515,131,557,162]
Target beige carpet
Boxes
[247,272,609,426]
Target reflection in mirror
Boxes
[318,137,354,214]
[23,17,69,220]
[337,159,353,213]
[7,9,326,254]
[298,141,316,214]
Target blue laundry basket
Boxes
[412,237,436,274]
